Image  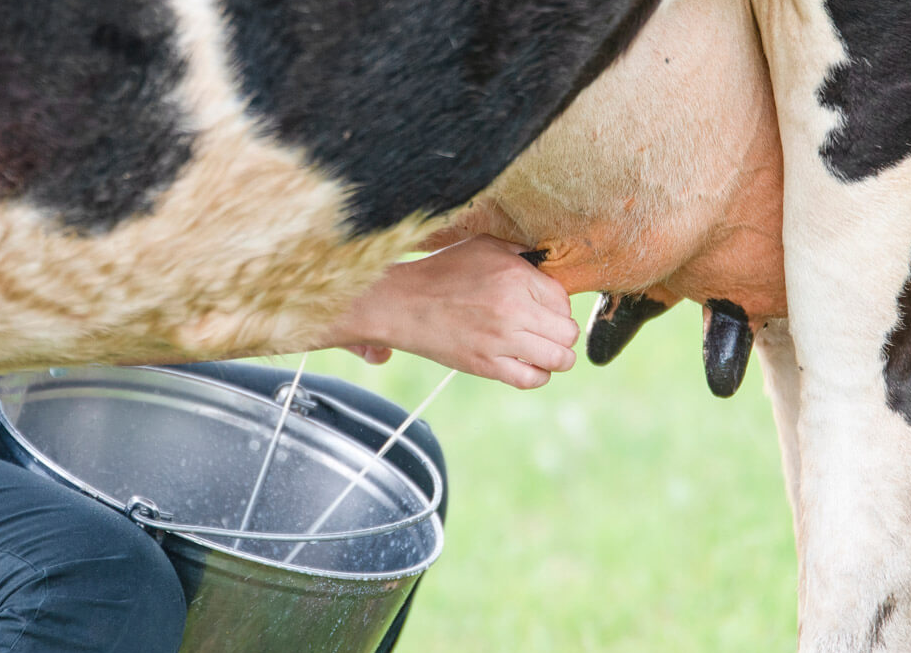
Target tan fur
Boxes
[0,0,439,370]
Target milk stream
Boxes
[232,354,308,549]
[282,368,457,564]
[233,353,455,560]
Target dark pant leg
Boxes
[0,460,186,653]
[171,361,448,652]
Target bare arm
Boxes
[315,235,580,389]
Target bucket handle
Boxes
[127,486,440,543]
[125,392,445,543]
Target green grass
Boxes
[268,296,797,652]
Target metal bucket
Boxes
[0,366,444,653]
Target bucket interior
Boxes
[0,367,442,578]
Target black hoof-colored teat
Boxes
[587,293,669,366]
[702,299,753,398]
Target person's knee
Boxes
[105,519,187,646]
[36,500,187,653]
[85,509,185,650]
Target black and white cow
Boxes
[2,1,911,650]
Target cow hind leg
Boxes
[756,0,911,650]
[754,319,801,537]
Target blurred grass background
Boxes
[271,295,797,652]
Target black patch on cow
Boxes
[221,0,660,235]
[587,292,668,366]
[703,299,753,398]
[870,595,896,649]
[883,276,911,424]
[0,2,193,232]
[818,2,911,181]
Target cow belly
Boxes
[441,0,786,326]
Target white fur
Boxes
[440,0,911,648]
[756,1,911,649]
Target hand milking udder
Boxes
[535,213,782,398]
[427,0,786,397]
[428,119,786,397]
[426,184,785,398]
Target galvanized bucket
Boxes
[0,366,444,653]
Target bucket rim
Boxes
[0,365,445,581]
[165,513,444,582]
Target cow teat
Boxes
[702,299,753,397]
[586,292,670,366]
[519,249,549,267]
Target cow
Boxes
[2,1,911,651]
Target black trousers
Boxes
[0,361,448,653]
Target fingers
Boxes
[493,358,552,390]
[512,329,576,371]
[526,268,573,318]
[478,330,577,389]
[489,333,577,389]
[340,233,580,390]
[343,345,393,365]
[523,304,580,349]
[471,234,571,317]
[362,346,393,365]
[479,236,577,387]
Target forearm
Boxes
[310,263,410,351]
[311,236,580,389]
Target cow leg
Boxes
[756,1,911,650]
[754,319,801,534]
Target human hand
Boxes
[331,235,579,389]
